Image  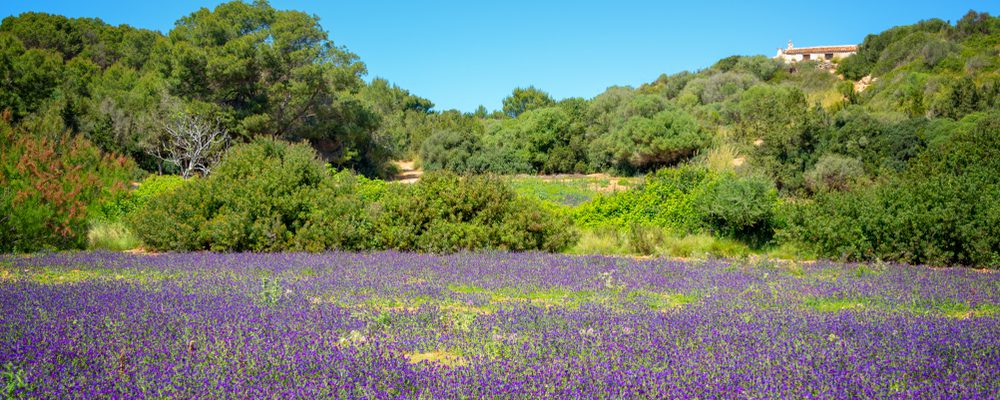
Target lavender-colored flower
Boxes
[0,251,996,398]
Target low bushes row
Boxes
[130,139,577,253]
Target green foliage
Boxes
[1,3,395,177]
[1,362,29,399]
[508,176,637,207]
[356,77,434,157]
[738,85,808,141]
[375,171,577,252]
[132,142,576,253]
[712,55,781,81]
[95,174,186,222]
[804,154,866,193]
[501,86,555,118]
[591,105,708,172]
[956,10,1000,37]
[258,277,286,306]
[131,139,373,251]
[696,174,777,245]
[782,112,1000,266]
[574,166,779,246]
[838,18,955,80]
[491,107,587,173]
[0,32,63,121]
[419,130,483,173]
[573,166,716,232]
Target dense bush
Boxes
[803,154,866,193]
[696,174,777,245]
[0,112,135,251]
[590,106,709,172]
[782,112,1000,266]
[94,174,186,221]
[419,130,483,173]
[574,167,779,246]
[131,139,373,251]
[375,171,577,252]
[573,166,716,231]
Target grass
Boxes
[805,297,869,313]
[699,143,744,173]
[508,175,640,207]
[446,283,700,312]
[802,296,999,319]
[566,227,632,255]
[808,87,847,109]
[567,226,753,259]
[627,290,700,310]
[86,220,140,251]
[1,266,174,285]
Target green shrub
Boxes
[94,174,186,221]
[574,166,779,247]
[573,166,717,232]
[129,180,212,251]
[131,139,371,252]
[590,106,709,172]
[375,171,577,252]
[803,154,866,193]
[133,143,576,253]
[419,130,482,173]
[782,112,1000,267]
[696,174,778,245]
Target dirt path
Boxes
[393,160,422,183]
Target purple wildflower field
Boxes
[1,251,998,398]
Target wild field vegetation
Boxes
[2,3,1000,397]
[1,252,997,397]
[3,4,999,266]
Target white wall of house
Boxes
[775,50,855,63]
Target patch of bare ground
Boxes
[125,248,159,256]
[392,160,422,183]
[405,350,467,367]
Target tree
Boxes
[501,86,555,118]
[152,109,230,178]
[956,10,999,37]
[593,106,708,172]
[164,1,388,175]
[0,33,64,120]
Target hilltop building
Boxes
[775,41,857,63]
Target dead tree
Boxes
[153,112,230,178]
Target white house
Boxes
[775,41,857,63]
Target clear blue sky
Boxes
[2,1,997,112]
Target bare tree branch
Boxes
[153,111,230,178]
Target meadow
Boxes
[1,252,997,398]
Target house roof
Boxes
[784,45,857,55]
